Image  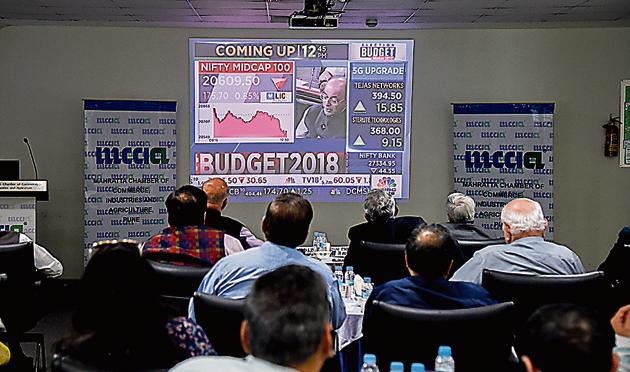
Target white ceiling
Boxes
[1,0,629,29]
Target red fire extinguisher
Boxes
[602,114,621,157]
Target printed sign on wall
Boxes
[0,197,36,240]
[453,103,555,238]
[84,100,177,263]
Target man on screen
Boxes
[296,77,347,139]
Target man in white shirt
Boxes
[172,265,334,372]
[451,198,584,284]
[0,231,63,277]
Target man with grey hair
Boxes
[344,189,425,279]
[451,198,585,284]
[203,178,263,249]
[440,192,494,241]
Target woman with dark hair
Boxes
[55,241,215,369]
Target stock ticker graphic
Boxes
[212,108,289,139]
[190,39,414,201]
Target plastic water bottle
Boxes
[411,362,425,372]
[435,345,455,372]
[346,280,355,300]
[362,277,373,300]
[334,266,344,283]
[389,361,404,372]
[360,354,380,372]
[344,266,355,284]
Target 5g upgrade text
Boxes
[195,152,343,174]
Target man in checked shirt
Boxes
[143,185,243,266]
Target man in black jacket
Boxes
[440,192,495,240]
[202,178,263,249]
[598,226,630,306]
[344,189,426,284]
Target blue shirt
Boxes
[366,275,497,313]
[188,241,347,329]
[451,236,586,285]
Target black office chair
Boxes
[146,257,212,315]
[50,354,169,372]
[481,269,614,328]
[0,241,47,371]
[193,292,245,357]
[362,301,516,372]
[456,238,505,262]
[352,241,408,285]
[142,250,213,267]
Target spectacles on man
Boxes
[321,93,343,105]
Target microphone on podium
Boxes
[23,137,39,180]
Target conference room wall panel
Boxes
[0,25,628,278]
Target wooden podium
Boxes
[0,180,48,240]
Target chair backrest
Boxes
[142,251,213,267]
[0,241,39,331]
[51,354,169,372]
[146,259,211,315]
[363,301,515,372]
[457,238,505,262]
[482,270,613,319]
[193,292,245,357]
[354,241,407,285]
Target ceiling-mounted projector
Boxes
[289,13,338,29]
[289,0,339,29]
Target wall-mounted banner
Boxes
[84,99,177,263]
[452,103,554,239]
[621,80,630,167]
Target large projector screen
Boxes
[189,38,414,202]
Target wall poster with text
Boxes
[453,103,555,239]
[84,100,177,263]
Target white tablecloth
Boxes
[338,299,365,350]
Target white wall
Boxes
[0,26,628,278]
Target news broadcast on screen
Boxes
[189,39,414,202]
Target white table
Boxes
[338,299,365,350]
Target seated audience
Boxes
[611,304,630,371]
[451,198,585,284]
[55,241,215,369]
[364,224,496,319]
[440,192,494,240]
[598,226,630,298]
[344,189,428,277]
[202,178,263,249]
[189,192,346,330]
[520,303,617,372]
[143,185,243,265]
[173,265,334,372]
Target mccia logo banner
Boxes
[83,99,177,265]
[452,103,555,239]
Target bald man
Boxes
[451,198,585,284]
[203,178,263,249]
[296,77,347,139]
